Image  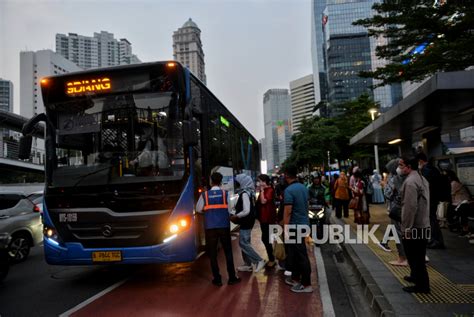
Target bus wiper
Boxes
[71,164,113,188]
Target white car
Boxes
[0,192,43,262]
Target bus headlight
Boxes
[44,226,61,245]
[163,216,191,243]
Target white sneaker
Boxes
[237,265,253,272]
[291,283,313,293]
[254,260,266,273]
[284,270,292,277]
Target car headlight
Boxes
[308,211,315,219]
[317,210,325,219]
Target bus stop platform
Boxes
[331,204,474,317]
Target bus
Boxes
[19,61,260,265]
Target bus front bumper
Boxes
[43,233,196,265]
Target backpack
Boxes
[366,179,374,195]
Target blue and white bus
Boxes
[19,61,260,265]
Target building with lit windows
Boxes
[173,19,206,84]
[320,0,402,113]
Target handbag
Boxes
[436,201,449,220]
[349,196,359,209]
[273,236,286,261]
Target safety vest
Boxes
[202,189,230,229]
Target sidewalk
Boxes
[331,203,474,317]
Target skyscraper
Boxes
[315,0,402,114]
[290,74,316,134]
[311,0,327,105]
[20,50,82,119]
[173,18,206,84]
[263,89,292,173]
[56,31,141,70]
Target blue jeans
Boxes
[239,229,263,265]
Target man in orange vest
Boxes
[196,172,241,286]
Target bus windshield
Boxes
[49,91,184,187]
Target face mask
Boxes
[396,167,403,176]
[418,163,423,170]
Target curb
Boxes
[330,217,395,317]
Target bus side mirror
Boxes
[18,136,32,160]
[183,120,198,147]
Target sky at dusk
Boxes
[0,0,313,139]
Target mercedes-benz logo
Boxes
[102,224,113,237]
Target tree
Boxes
[283,94,379,171]
[353,0,474,86]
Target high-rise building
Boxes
[0,79,13,113]
[20,49,82,160]
[0,79,14,139]
[290,74,316,133]
[320,0,402,113]
[20,50,82,119]
[263,89,292,173]
[173,18,206,84]
[56,31,141,70]
[311,0,327,105]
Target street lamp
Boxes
[369,109,380,172]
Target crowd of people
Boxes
[196,165,314,293]
[196,152,473,296]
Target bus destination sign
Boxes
[66,77,112,95]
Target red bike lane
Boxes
[69,234,323,317]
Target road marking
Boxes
[315,246,336,317]
[59,277,129,317]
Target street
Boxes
[1,231,355,317]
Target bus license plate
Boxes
[92,251,122,262]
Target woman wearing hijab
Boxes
[334,172,350,218]
[371,170,385,204]
[230,174,266,273]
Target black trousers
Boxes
[402,233,430,290]
[205,228,236,282]
[334,199,349,218]
[260,223,275,262]
[286,228,311,286]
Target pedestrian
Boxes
[329,174,339,207]
[399,156,431,293]
[351,170,369,224]
[195,172,241,286]
[445,170,472,238]
[371,170,385,204]
[256,174,278,268]
[230,174,266,273]
[308,175,329,205]
[334,172,350,218]
[282,164,313,293]
[384,158,408,266]
[416,153,445,249]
